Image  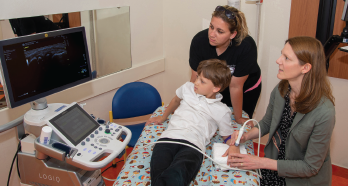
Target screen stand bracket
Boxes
[24,101,68,137]
[30,98,48,110]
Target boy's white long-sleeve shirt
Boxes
[159,82,234,151]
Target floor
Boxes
[101,143,348,186]
[100,147,134,186]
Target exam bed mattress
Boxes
[114,106,260,186]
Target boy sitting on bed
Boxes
[145,59,239,186]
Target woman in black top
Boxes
[189,5,261,125]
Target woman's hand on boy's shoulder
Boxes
[145,116,166,126]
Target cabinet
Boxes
[289,0,347,79]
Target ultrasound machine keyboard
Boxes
[75,123,124,160]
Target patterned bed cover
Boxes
[114,106,260,186]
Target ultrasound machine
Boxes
[0,27,131,186]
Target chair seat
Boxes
[122,123,146,147]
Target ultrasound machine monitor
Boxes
[0,27,131,186]
[0,26,92,109]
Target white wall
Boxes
[328,77,348,167]
[0,20,2,40]
[0,19,15,39]
[252,0,293,147]
[94,6,132,77]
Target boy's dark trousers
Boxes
[150,138,203,186]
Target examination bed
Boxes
[114,106,260,186]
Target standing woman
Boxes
[228,36,336,185]
[189,5,261,125]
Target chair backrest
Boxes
[112,82,162,119]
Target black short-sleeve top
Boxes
[189,29,261,106]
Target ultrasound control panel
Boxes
[74,123,124,159]
[42,102,131,170]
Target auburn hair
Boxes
[197,59,231,92]
[212,5,249,46]
[279,36,335,113]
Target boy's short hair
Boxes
[197,59,231,92]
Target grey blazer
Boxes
[258,85,335,186]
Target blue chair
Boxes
[109,82,162,162]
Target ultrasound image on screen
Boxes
[50,104,99,145]
[24,42,67,67]
[2,32,89,103]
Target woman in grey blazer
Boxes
[227,36,335,185]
